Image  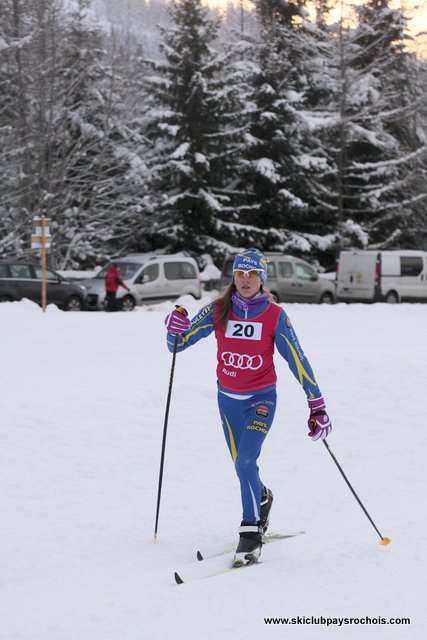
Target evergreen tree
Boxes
[253,0,306,27]
[231,0,339,262]
[0,0,151,267]
[0,0,81,258]
[338,0,427,249]
[144,0,249,256]
[1,0,426,267]
[48,0,130,267]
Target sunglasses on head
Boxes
[233,269,263,279]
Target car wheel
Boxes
[270,291,279,302]
[385,291,399,304]
[0,295,13,303]
[65,295,83,311]
[120,295,135,311]
[320,292,334,304]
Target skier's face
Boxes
[234,270,262,299]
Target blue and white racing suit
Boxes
[166,297,322,523]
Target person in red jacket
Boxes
[105,263,130,311]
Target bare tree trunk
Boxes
[336,0,348,243]
[12,0,32,214]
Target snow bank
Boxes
[1,300,425,639]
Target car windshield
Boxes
[94,261,143,280]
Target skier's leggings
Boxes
[217,386,277,523]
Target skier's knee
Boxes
[235,453,255,476]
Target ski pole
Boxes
[154,329,180,541]
[321,437,391,546]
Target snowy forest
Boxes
[0,0,426,270]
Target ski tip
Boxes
[196,550,204,561]
[174,572,184,585]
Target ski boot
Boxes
[233,522,263,568]
[259,487,274,534]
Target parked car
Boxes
[336,250,427,303]
[0,260,87,310]
[220,253,335,303]
[81,253,202,311]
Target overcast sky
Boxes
[201,0,427,55]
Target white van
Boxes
[336,250,427,303]
[82,253,201,310]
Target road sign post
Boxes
[31,216,52,312]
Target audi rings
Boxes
[221,352,263,370]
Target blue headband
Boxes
[233,248,269,284]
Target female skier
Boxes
[165,248,332,567]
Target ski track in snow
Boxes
[1,297,426,639]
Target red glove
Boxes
[308,396,332,441]
[165,306,191,335]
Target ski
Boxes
[174,531,304,585]
[196,531,305,561]
[174,551,254,584]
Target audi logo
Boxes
[221,352,263,370]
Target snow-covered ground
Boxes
[1,297,426,640]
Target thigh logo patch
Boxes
[255,405,269,418]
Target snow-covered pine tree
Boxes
[338,0,427,248]
[231,0,339,262]
[254,0,306,27]
[46,0,118,266]
[208,16,274,254]
[143,0,252,256]
[0,0,49,256]
[43,0,150,267]
[235,1,307,239]
[288,2,342,262]
[111,41,157,255]
[0,0,152,267]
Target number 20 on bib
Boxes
[225,320,262,341]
